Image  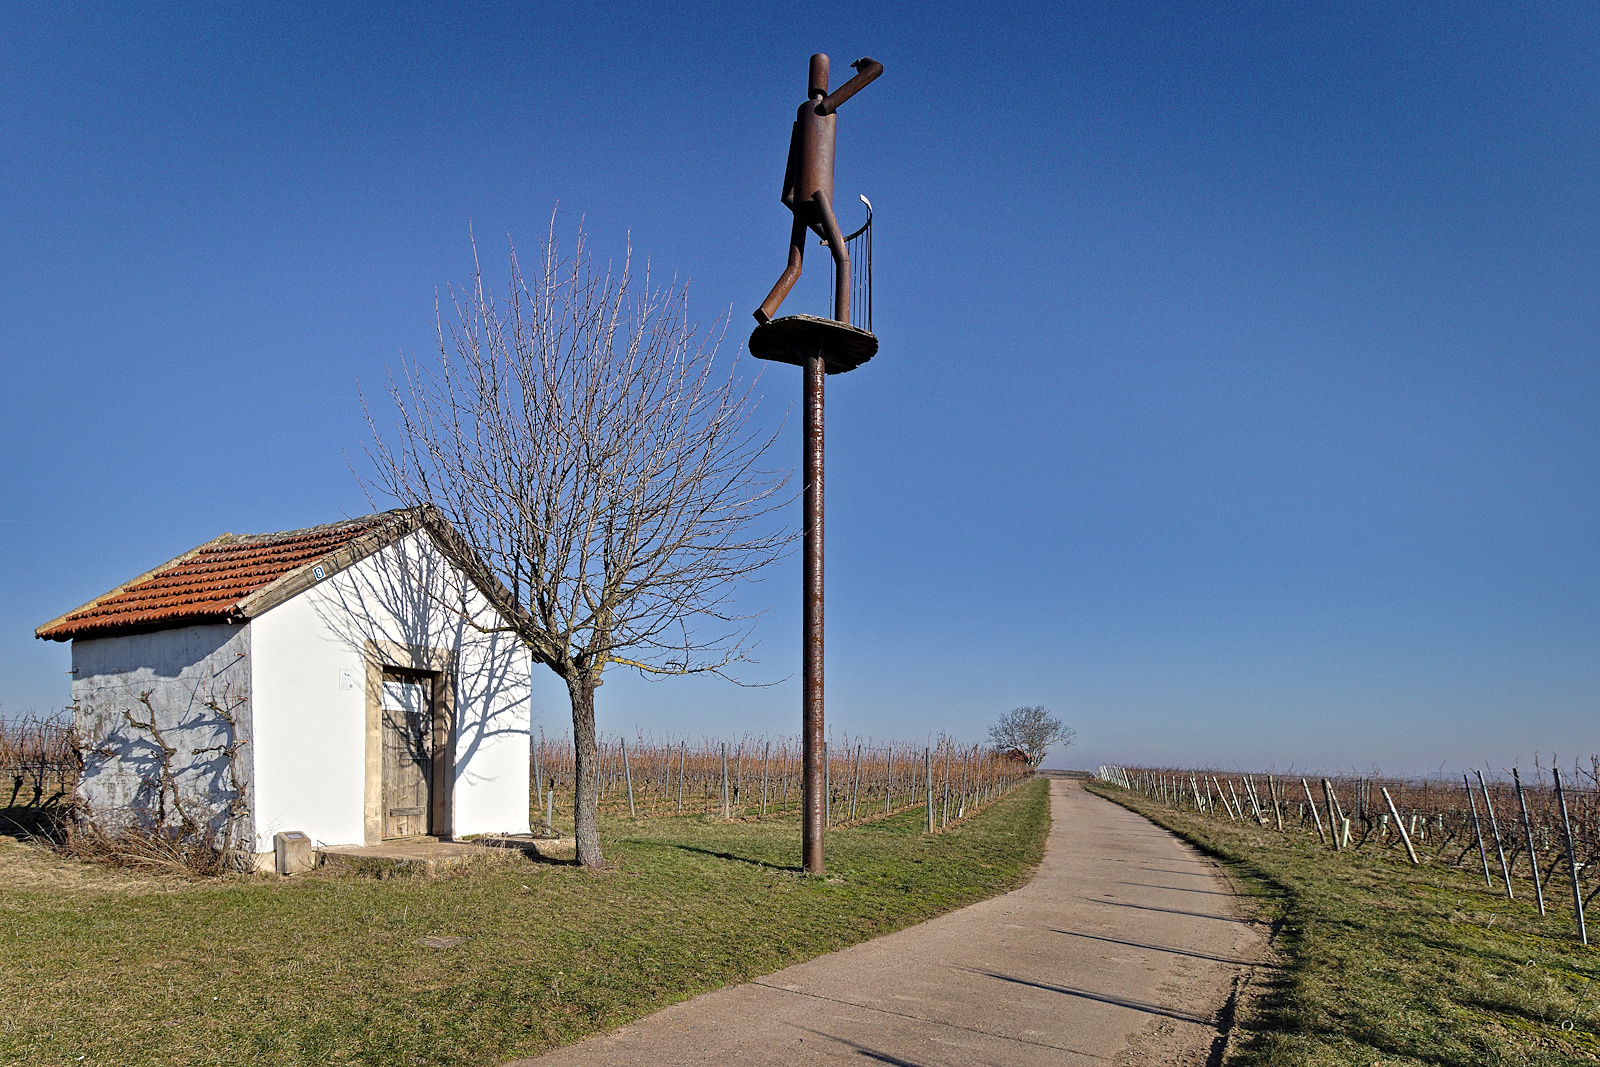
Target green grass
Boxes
[1087,782,1600,1066]
[0,779,1049,1066]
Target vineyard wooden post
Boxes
[1334,783,1351,849]
[761,741,771,817]
[1243,777,1262,822]
[1553,767,1588,946]
[850,744,862,820]
[1302,778,1327,844]
[824,741,832,825]
[1476,770,1514,899]
[622,738,636,817]
[938,748,947,826]
[735,741,745,816]
[1381,786,1420,864]
[925,747,934,833]
[1321,780,1342,851]
[1465,772,1493,890]
[1513,767,1546,915]
[533,742,545,830]
[956,750,969,818]
[721,742,730,819]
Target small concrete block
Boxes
[274,831,314,875]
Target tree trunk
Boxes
[567,675,603,868]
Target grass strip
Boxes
[1087,781,1600,1065]
[0,778,1049,1066]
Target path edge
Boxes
[1084,781,1286,1067]
[502,776,1057,1065]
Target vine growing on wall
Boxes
[71,680,251,877]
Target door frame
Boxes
[364,639,456,845]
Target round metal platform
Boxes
[749,314,878,374]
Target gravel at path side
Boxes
[506,777,1264,1066]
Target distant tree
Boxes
[987,706,1073,767]
[365,218,791,869]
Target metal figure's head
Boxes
[809,53,829,99]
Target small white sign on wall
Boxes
[338,668,357,692]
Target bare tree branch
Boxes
[362,213,793,866]
[988,706,1074,768]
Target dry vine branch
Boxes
[69,683,251,878]
[364,216,792,867]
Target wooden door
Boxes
[381,671,433,838]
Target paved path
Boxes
[507,777,1263,1066]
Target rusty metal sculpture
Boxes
[749,53,882,877]
[754,53,882,326]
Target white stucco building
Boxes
[36,509,532,860]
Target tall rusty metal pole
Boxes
[747,52,882,877]
[802,352,826,874]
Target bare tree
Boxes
[987,706,1073,767]
[365,217,791,868]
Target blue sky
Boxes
[2,2,1595,776]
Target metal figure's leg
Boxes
[755,219,808,324]
[812,191,851,325]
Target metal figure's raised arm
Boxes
[755,52,882,325]
[819,57,883,115]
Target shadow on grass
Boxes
[663,843,805,874]
[0,804,69,842]
[527,851,581,868]
[475,837,581,868]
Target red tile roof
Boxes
[36,513,408,642]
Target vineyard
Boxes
[0,713,78,837]
[533,734,1034,831]
[1097,760,1600,944]
[0,715,1034,842]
